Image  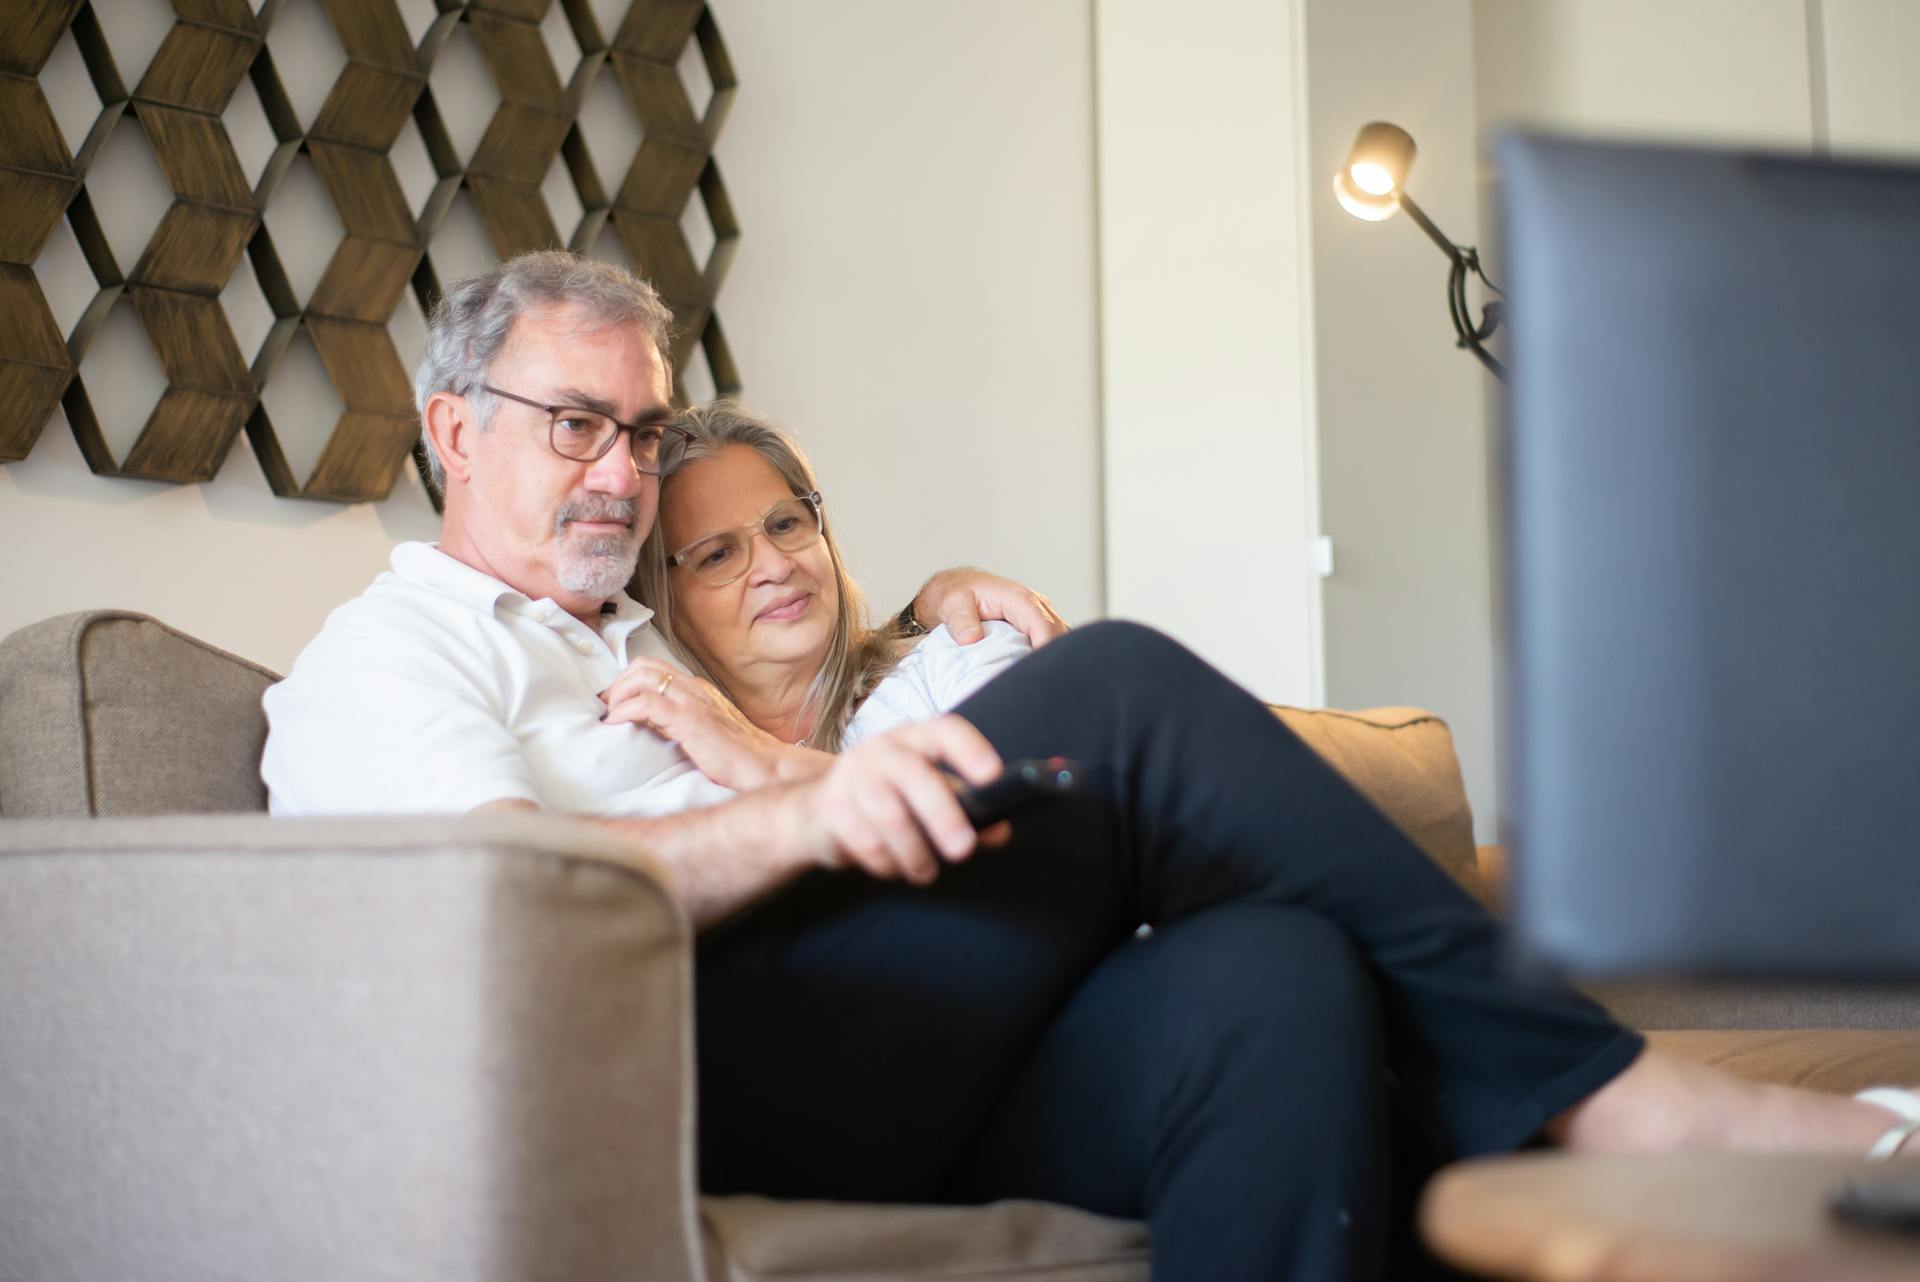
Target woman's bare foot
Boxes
[1545,1046,1905,1156]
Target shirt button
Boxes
[575,639,594,654]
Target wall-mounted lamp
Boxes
[1336,122,1507,381]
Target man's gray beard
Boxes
[557,532,640,598]
[554,497,641,599]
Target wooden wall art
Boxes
[0,0,740,503]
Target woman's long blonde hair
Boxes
[631,400,909,752]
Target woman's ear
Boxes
[422,391,474,485]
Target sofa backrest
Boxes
[0,612,279,818]
[0,614,1481,895]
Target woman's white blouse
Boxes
[841,622,1033,748]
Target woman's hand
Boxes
[601,657,830,790]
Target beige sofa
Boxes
[3,610,1917,1281]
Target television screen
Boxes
[1498,133,1920,978]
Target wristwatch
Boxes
[894,600,929,638]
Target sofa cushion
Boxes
[0,612,279,817]
[700,1195,1148,1282]
[1275,705,1480,897]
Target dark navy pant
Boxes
[693,622,1642,1280]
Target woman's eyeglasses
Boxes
[667,492,824,586]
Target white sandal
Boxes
[1856,1087,1920,1160]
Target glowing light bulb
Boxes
[1334,170,1399,221]
[1333,122,1417,222]
[1350,162,1396,196]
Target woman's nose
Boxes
[745,531,796,583]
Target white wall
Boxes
[1472,0,1920,159]
[0,420,443,675]
[3,3,1105,672]
[21,1,1906,819]
[1095,0,1322,703]
[1464,0,1821,844]
[1307,0,1920,843]
[1822,0,1920,156]
[1473,0,1816,149]
[704,0,1104,628]
[1461,1,1818,843]
[1305,0,1502,836]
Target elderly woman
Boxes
[608,401,1917,1282]
[622,404,1031,790]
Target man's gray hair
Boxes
[413,250,676,493]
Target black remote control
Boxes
[953,757,1082,829]
[1830,1174,1920,1234]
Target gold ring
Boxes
[655,672,675,697]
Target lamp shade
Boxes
[1335,121,1417,221]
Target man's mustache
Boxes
[556,498,640,532]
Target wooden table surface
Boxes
[1421,1152,1920,1282]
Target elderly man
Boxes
[264,252,1915,1282]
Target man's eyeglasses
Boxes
[482,384,693,475]
[667,492,825,586]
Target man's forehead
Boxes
[497,303,668,399]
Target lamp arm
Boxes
[1450,257,1508,381]
[1398,192,1508,382]
[1395,191,1465,265]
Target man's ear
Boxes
[422,391,475,485]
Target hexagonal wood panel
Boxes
[0,0,740,501]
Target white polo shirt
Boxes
[261,542,736,818]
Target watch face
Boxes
[897,604,928,636]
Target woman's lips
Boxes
[756,592,812,622]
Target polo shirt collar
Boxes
[389,541,657,633]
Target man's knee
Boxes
[1152,903,1378,1053]
[1047,619,1211,687]
[1141,905,1386,1190]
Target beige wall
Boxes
[1473,0,1815,148]
[1306,0,1502,837]
[1311,0,1920,842]
[704,0,1104,629]
[1461,0,1818,842]
[0,420,442,675]
[13,2,1912,826]
[1822,0,1920,156]
[1472,0,1920,157]
[1096,0,1322,703]
[2,2,1105,674]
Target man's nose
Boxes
[584,429,645,496]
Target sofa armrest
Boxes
[1273,706,1481,897]
[1475,844,1509,912]
[0,813,704,1282]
